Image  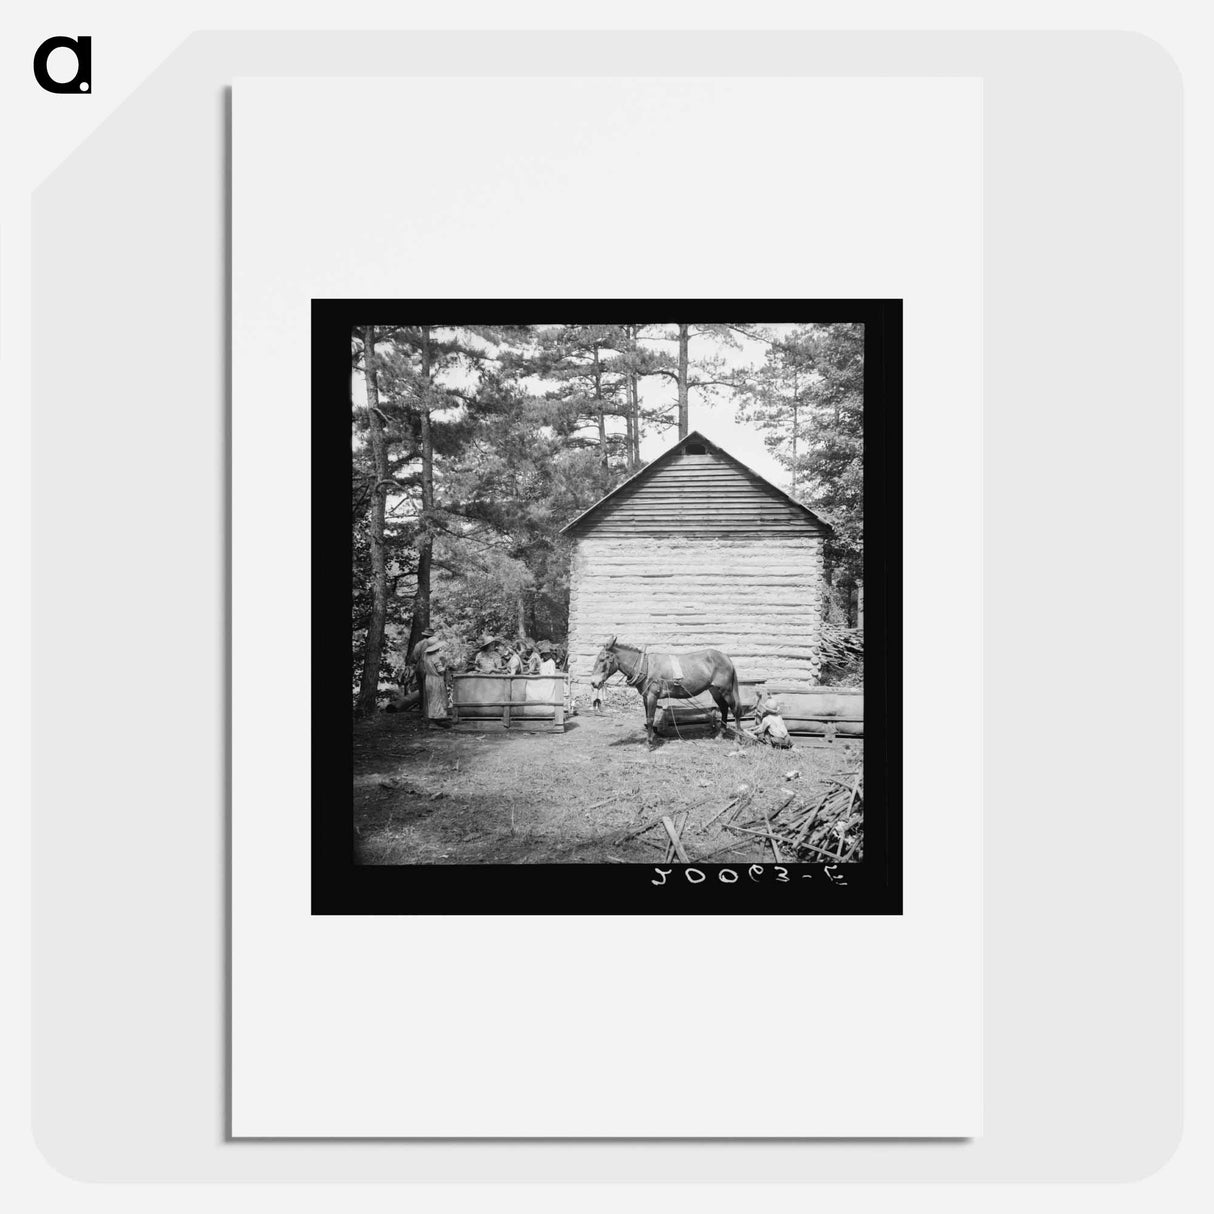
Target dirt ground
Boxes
[354,697,863,865]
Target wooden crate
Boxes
[450,673,570,733]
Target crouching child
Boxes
[753,695,793,749]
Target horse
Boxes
[589,635,744,749]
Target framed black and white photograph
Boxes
[233,74,980,1139]
[313,302,902,914]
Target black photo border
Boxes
[313,299,902,915]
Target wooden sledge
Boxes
[450,673,571,733]
[761,684,864,738]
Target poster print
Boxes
[313,300,901,914]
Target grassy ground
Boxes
[354,697,863,865]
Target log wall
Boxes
[567,533,826,685]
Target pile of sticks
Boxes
[611,771,863,865]
[614,810,695,862]
[747,771,865,863]
[819,623,864,671]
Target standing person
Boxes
[408,626,435,711]
[536,641,558,676]
[409,625,435,671]
[420,638,450,728]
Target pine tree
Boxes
[352,324,532,706]
[637,323,741,438]
[526,324,633,468]
[735,323,865,620]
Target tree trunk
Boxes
[593,343,607,464]
[790,368,799,496]
[624,393,634,469]
[633,375,642,463]
[627,373,639,469]
[405,545,431,662]
[355,327,390,715]
[623,327,636,470]
[627,324,641,467]
[413,326,435,642]
[631,370,641,466]
[676,323,690,438]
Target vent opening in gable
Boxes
[684,442,707,455]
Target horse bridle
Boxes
[596,643,649,690]
[623,644,650,688]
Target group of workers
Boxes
[401,627,562,727]
[471,634,559,676]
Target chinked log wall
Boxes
[567,534,825,686]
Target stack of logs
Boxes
[612,770,863,865]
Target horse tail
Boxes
[727,662,742,718]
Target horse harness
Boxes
[622,646,692,698]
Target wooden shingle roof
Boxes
[560,431,833,538]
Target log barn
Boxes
[561,431,832,688]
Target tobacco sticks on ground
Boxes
[661,814,691,864]
[796,839,853,863]
[616,813,667,843]
[792,808,821,848]
[696,838,755,861]
[584,795,622,814]
[843,771,862,816]
[727,794,753,825]
[663,811,689,863]
[665,810,684,859]
[725,825,771,841]
[697,796,741,833]
[769,789,797,821]
[761,810,784,863]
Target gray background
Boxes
[31,31,1181,1181]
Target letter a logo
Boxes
[33,36,92,94]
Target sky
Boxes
[631,324,802,486]
[351,322,811,492]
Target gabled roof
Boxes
[560,430,834,536]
